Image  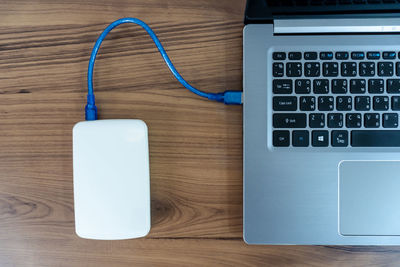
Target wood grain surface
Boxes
[1,0,400,266]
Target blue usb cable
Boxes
[86,18,243,120]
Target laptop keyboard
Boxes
[272,50,400,148]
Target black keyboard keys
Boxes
[352,130,400,147]
[350,79,366,94]
[273,52,286,60]
[336,96,352,111]
[313,79,329,94]
[286,62,302,77]
[346,113,362,128]
[273,113,306,128]
[368,79,384,94]
[304,62,320,77]
[295,79,311,94]
[335,52,349,60]
[359,62,375,77]
[387,79,400,93]
[273,131,290,147]
[309,113,325,128]
[328,113,344,128]
[378,62,394,76]
[383,113,398,128]
[273,63,284,77]
[383,51,396,59]
[332,79,347,94]
[331,130,348,147]
[373,96,389,110]
[341,62,357,77]
[300,96,316,111]
[304,52,317,60]
[323,62,339,77]
[289,52,302,60]
[355,96,371,111]
[367,51,380,59]
[364,113,380,128]
[392,96,400,110]
[273,79,292,94]
[318,96,334,111]
[292,130,309,147]
[312,130,329,147]
[320,52,333,60]
[273,96,297,111]
[351,51,365,60]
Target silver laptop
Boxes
[243,0,400,245]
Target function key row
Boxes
[273,51,400,61]
[273,79,400,94]
[273,62,400,77]
[273,113,399,129]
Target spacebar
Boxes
[352,130,400,147]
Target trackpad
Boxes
[339,161,400,236]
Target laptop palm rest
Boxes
[339,161,400,236]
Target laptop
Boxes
[243,0,400,245]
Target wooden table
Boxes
[1,0,400,266]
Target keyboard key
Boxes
[286,62,302,77]
[387,79,400,93]
[341,62,357,76]
[318,96,334,111]
[350,79,366,94]
[331,130,348,147]
[373,96,389,110]
[332,79,347,94]
[292,130,309,147]
[323,62,339,77]
[273,131,290,147]
[336,96,352,111]
[312,130,329,147]
[359,62,375,76]
[300,96,316,111]
[396,62,400,76]
[289,52,302,60]
[273,113,307,128]
[351,51,365,60]
[273,79,292,94]
[364,113,380,128]
[383,113,398,128]
[383,51,396,59]
[320,51,333,60]
[313,79,329,94]
[328,113,344,128]
[273,52,286,60]
[355,96,371,111]
[368,79,384,94]
[367,51,380,59]
[304,62,320,77]
[335,51,349,60]
[351,130,400,147]
[378,62,394,76]
[304,52,318,60]
[295,79,311,94]
[392,96,400,110]
[273,96,297,111]
[309,113,325,128]
[346,113,362,128]
[273,63,284,77]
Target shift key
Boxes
[273,113,307,128]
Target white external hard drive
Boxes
[73,119,151,240]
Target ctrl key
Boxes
[273,131,290,147]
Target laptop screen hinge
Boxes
[274,18,400,34]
